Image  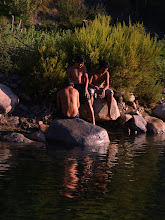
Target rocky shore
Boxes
[0,73,165,145]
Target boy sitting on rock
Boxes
[88,60,114,120]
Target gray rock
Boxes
[46,118,110,146]
[30,131,46,142]
[144,116,165,134]
[0,84,19,114]
[127,115,147,133]
[117,114,133,125]
[80,97,120,121]
[3,132,34,143]
[152,103,165,120]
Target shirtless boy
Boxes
[55,79,80,119]
[89,60,113,120]
[67,55,95,125]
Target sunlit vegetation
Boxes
[0,0,164,106]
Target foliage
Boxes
[0,0,42,24]
[134,77,162,107]
[32,35,67,100]
[0,15,163,106]
[55,14,162,106]
[0,24,12,74]
[155,37,165,87]
[57,0,87,29]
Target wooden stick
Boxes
[11,15,14,32]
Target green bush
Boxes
[135,77,162,107]
[54,15,162,106]
[31,36,67,100]
[0,15,163,106]
[0,24,12,74]
[156,37,165,87]
[57,0,87,29]
[0,0,42,25]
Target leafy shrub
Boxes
[0,15,163,106]
[57,0,87,29]
[0,24,12,74]
[31,36,67,101]
[0,0,42,25]
[135,77,162,107]
[55,15,162,106]
[156,37,165,87]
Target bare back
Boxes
[57,87,80,117]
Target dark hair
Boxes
[74,54,86,63]
[99,60,110,69]
[65,78,74,87]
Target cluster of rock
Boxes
[80,90,165,134]
[0,73,165,146]
[115,92,165,134]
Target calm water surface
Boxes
[0,132,165,220]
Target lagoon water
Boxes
[0,132,165,219]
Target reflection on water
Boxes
[0,133,165,219]
[0,143,12,176]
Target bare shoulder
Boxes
[68,87,78,93]
[72,87,79,94]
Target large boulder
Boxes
[127,115,147,133]
[46,118,110,146]
[80,97,120,121]
[0,84,19,114]
[152,103,165,120]
[144,116,165,134]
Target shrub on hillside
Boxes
[0,15,163,106]
[156,37,165,87]
[57,0,87,29]
[0,25,12,74]
[32,36,67,100]
[0,0,42,25]
[54,15,162,106]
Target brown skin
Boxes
[67,62,89,97]
[89,68,113,120]
[67,62,95,125]
[57,85,80,118]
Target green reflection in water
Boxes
[0,134,164,220]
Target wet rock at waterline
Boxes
[3,132,34,144]
[46,118,110,146]
[30,131,46,142]
[127,115,147,133]
[144,116,165,134]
